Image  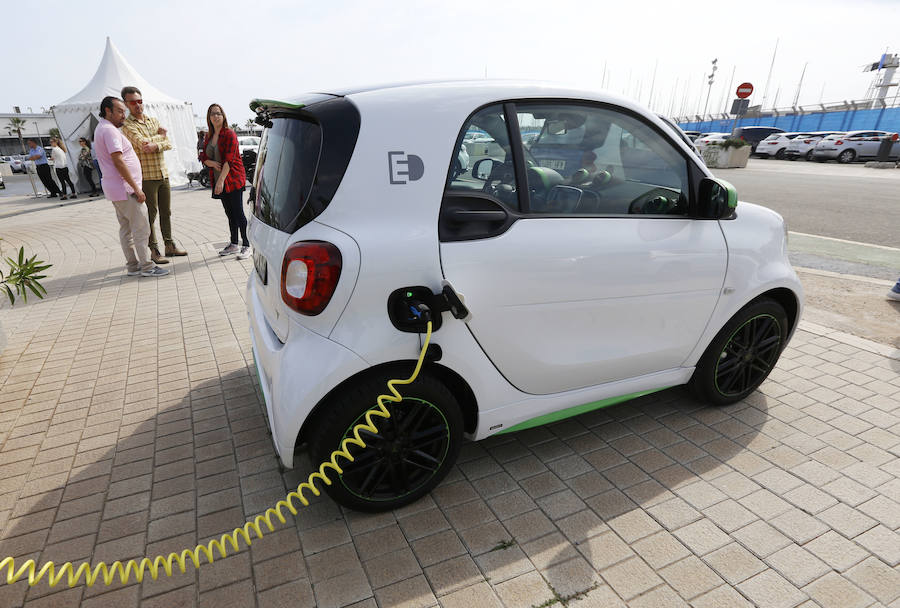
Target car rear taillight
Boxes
[835,140,843,145]
[766,141,777,144]
[803,140,811,144]
[281,241,342,316]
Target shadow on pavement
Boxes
[451,385,766,605]
[0,369,303,607]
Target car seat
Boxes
[526,166,564,212]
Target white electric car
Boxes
[246,82,803,512]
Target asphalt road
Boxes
[712,159,900,248]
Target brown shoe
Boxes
[165,244,187,256]
[151,247,170,264]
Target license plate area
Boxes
[254,251,268,285]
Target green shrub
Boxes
[719,138,750,150]
[1,239,51,305]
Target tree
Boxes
[231,123,239,131]
[244,119,255,132]
[6,118,28,153]
[48,127,61,140]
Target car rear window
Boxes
[254,117,322,232]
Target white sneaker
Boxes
[141,266,170,277]
[219,243,240,256]
[237,246,252,260]
[887,288,900,302]
[126,269,141,276]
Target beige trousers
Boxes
[112,198,153,272]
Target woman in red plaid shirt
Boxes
[200,103,251,259]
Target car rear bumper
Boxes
[754,146,780,157]
[247,274,368,468]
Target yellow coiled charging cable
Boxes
[2,322,433,589]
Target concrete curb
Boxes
[799,319,900,361]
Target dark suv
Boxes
[732,126,785,155]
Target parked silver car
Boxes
[785,132,844,161]
[812,130,899,163]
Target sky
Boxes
[4,0,899,126]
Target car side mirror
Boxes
[698,177,737,219]
[471,158,495,181]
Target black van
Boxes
[732,126,785,155]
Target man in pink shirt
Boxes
[94,96,168,277]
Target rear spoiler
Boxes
[250,94,339,127]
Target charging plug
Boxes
[408,302,432,323]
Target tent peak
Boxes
[56,38,181,106]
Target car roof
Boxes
[264,80,654,118]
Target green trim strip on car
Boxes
[497,388,670,435]
[249,99,307,113]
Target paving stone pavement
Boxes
[1,189,899,608]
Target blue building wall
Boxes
[679,107,900,134]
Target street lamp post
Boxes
[702,58,718,126]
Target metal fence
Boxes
[677,98,900,134]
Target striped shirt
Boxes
[122,114,171,180]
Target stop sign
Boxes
[736,83,754,99]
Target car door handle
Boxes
[448,209,508,223]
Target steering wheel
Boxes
[482,160,516,202]
[628,188,680,215]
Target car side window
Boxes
[446,105,519,211]
[516,103,690,216]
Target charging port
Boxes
[387,287,442,333]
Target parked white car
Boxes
[812,130,900,163]
[785,132,844,161]
[238,136,261,156]
[754,132,815,159]
[694,132,730,154]
[246,82,803,512]
[2,156,25,173]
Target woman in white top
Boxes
[50,138,76,200]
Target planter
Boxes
[702,145,751,168]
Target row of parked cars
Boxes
[685,127,900,163]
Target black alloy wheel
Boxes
[309,373,463,512]
[690,298,789,406]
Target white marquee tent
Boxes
[52,37,198,189]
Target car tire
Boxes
[689,298,789,406]
[775,148,786,159]
[308,372,463,512]
[805,150,814,161]
[838,149,856,164]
